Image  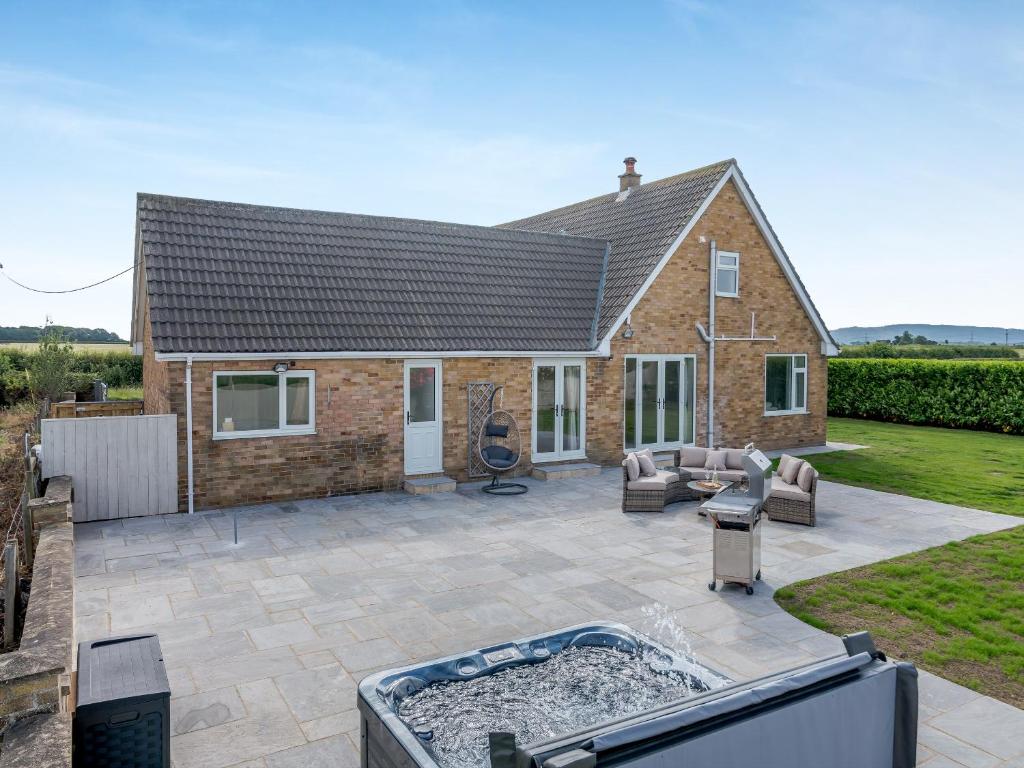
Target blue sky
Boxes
[1,1,1021,339]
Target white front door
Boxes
[404,360,443,475]
[532,359,586,462]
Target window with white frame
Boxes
[715,251,739,297]
[764,354,807,415]
[213,370,315,438]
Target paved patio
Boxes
[73,471,1023,768]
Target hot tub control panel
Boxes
[483,645,523,665]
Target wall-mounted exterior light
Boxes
[273,362,290,374]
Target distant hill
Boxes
[0,325,125,344]
[832,324,1024,346]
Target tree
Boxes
[27,327,76,400]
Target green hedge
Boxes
[0,349,142,406]
[838,343,1018,359]
[828,359,1024,434]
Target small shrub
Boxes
[828,359,1024,434]
[27,329,77,400]
[0,369,30,407]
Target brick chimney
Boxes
[618,156,641,192]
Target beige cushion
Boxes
[622,453,640,482]
[725,449,745,470]
[678,447,706,467]
[797,461,816,493]
[771,475,811,502]
[778,454,794,477]
[626,469,680,491]
[713,469,746,483]
[636,449,657,477]
[678,467,745,483]
[780,456,804,485]
[704,450,728,471]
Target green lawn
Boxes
[813,418,1024,517]
[775,527,1024,707]
[107,386,143,400]
[775,417,1024,707]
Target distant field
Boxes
[0,341,131,352]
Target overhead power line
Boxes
[0,260,138,294]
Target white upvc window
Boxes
[764,354,807,415]
[715,250,739,297]
[213,370,315,439]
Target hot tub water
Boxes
[396,643,714,768]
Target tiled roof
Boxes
[137,194,609,354]
[500,159,733,339]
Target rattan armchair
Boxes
[764,470,818,526]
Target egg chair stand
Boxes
[478,386,528,496]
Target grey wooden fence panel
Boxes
[41,415,178,522]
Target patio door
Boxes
[532,359,586,462]
[404,360,443,475]
[624,355,696,452]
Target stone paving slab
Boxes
[72,471,1022,768]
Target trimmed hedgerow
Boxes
[838,343,1018,359]
[828,359,1024,434]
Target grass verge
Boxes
[775,526,1024,707]
[107,386,143,400]
[813,417,1024,516]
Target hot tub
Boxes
[357,623,919,768]
[357,622,731,768]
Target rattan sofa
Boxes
[620,465,699,513]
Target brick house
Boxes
[130,158,837,512]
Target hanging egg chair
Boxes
[478,386,527,495]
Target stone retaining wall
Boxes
[0,476,74,768]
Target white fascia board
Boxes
[598,162,839,356]
[154,348,609,362]
[597,166,735,349]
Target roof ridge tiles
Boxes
[138,192,610,248]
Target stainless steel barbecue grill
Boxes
[701,448,772,595]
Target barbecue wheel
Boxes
[745,586,754,595]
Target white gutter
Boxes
[185,355,194,515]
[156,348,610,362]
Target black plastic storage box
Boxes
[74,634,171,768]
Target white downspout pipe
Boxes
[185,355,194,514]
[707,240,716,448]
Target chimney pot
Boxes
[618,156,641,192]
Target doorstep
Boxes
[403,476,457,495]
[531,463,601,481]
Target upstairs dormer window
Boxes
[716,251,739,297]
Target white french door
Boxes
[624,355,696,452]
[532,359,586,462]
[404,360,443,475]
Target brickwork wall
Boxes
[141,295,170,415]
[146,178,826,511]
[159,357,539,511]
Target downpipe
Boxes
[706,240,716,448]
[185,355,194,514]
